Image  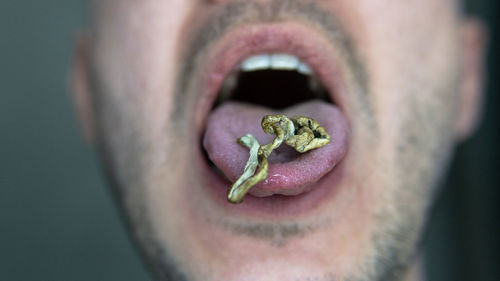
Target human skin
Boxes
[72,0,486,280]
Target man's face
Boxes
[75,0,484,280]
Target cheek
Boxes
[339,0,459,109]
[333,0,460,228]
[90,0,198,247]
[93,0,193,146]
[350,0,460,149]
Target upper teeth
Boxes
[240,53,312,75]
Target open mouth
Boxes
[212,54,330,109]
[195,24,350,210]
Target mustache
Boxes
[173,0,370,121]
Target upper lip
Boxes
[193,22,350,137]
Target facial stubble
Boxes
[90,0,460,280]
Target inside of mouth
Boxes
[213,69,332,109]
[204,68,334,182]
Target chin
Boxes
[90,2,459,280]
[137,20,408,281]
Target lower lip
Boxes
[193,23,349,217]
[197,147,346,217]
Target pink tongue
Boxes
[203,100,349,197]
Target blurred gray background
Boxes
[0,1,498,280]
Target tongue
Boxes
[203,100,349,197]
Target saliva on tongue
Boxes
[202,100,349,198]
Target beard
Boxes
[88,0,461,280]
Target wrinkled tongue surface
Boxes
[203,100,349,197]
